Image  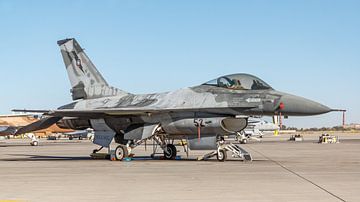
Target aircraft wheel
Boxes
[115,145,128,161]
[164,144,177,160]
[217,149,227,162]
[69,136,73,140]
[78,136,83,140]
[31,141,39,146]
[241,139,248,144]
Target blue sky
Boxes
[0,0,359,128]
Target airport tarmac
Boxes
[0,133,359,202]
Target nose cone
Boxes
[279,94,331,116]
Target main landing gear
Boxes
[91,134,251,162]
[163,144,177,160]
[94,134,178,161]
[91,144,131,161]
[216,149,227,162]
[114,144,129,161]
[151,135,177,160]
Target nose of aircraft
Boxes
[278,93,331,116]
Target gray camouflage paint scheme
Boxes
[17,38,332,149]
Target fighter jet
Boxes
[15,38,332,161]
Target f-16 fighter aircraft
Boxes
[15,38,332,161]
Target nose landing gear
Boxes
[199,136,252,162]
[216,149,227,162]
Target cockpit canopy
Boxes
[203,73,273,90]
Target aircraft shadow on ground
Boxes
[0,154,91,161]
[0,144,36,148]
[0,154,267,162]
[130,156,267,162]
[0,141,84,148]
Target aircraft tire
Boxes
[241,139,248,144]
[31,141,39,146]
[115,145,128,161]
[217,149,227,162]
[164,144,177,160]
[69,136,73,140]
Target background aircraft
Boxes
[235,118,280,144]
[0,114,38,135]
[16,38,333,161]
[0,114,73,145]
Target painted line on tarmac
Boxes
[247,146,346,202]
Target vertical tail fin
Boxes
[57,38,129,100]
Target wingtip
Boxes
[11,109,50,114]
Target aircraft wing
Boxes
[14,106,256,135]
[46,106,257,117]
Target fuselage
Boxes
[60,84,330,117]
